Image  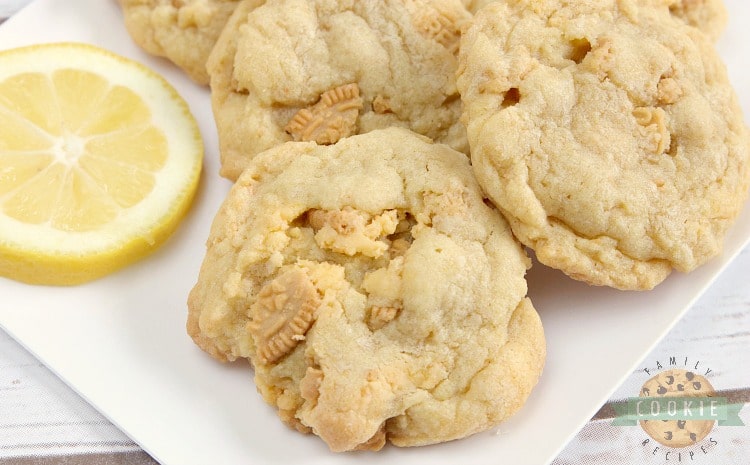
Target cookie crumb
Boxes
[633,107,670,155]
[413,5,465,54]
[583,37,614,80]
[418,187,468,225]
[310,208,399,258]
[368,305,401,330]
[372,95,393,114]
[309,207,365,234]
[299,367,324,403]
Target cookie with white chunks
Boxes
[118,0,242,84]
[207,0,472,180]
[187,128,545,451]
[457,0,750,290]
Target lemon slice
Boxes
[0,42,203,285]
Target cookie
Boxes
[639,369,715,447]
[461,0,727,40]
[457,0,750,290]
[206,0,472,180]
[187,128,545,451]
[118,0,242,84]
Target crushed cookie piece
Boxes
[426,188,466,214]
[299,367,324,403]
[362,257,404,327]
[372,95,393,114]
[633,107,670,155]
[413,6,464,54]
[285,84,363,145]
[368,305,401,330]
[308,207,366,235]
[583,37,614,80]
[309,208,398,258]
[417,186,468,226]
[247,269,320,364]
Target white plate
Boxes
[1,1,749,464]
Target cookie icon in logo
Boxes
[639,369,716,447]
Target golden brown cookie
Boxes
[457,0,750,290]
[187,128,545,451]
[118,0,242,84]
[206,0,471,180]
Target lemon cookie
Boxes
[207,0,471,180]
[118,0,242,84]
[457,0,750,290]
[187,128,545,450]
